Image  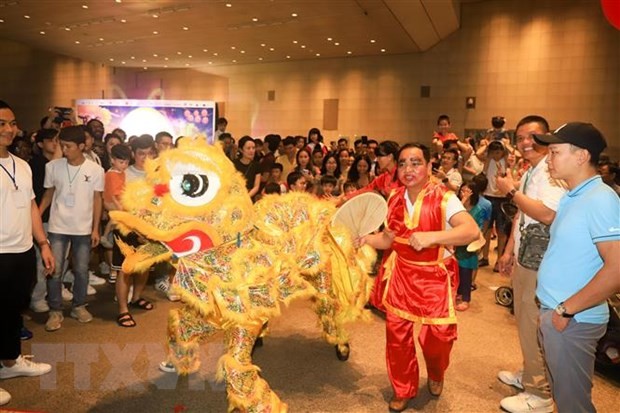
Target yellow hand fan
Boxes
[331,192,388,238]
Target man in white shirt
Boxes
[39,126,104,331]
[0,101,54,406]
[496,116,566,413]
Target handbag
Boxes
[515,167,551,271]
[517,222,550,270]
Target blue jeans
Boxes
[47,233,92,310]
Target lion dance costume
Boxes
[110,139,374,412]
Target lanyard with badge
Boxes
[65,161,83,208]
[0,154,27,208]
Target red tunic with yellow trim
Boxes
[382,183,458,325]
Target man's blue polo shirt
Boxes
[537,176,620,324]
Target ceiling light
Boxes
[24,15,30,19]
[164,57,169,61]
[316,53,320,57]
[0,19,4,23]
[116,0,122,3]
[327,37,332,41]
[153,31,158,35]
[98,37,104,41]
[143,67,147,70]
[213,52,218,56]
[260,43,266,47]
[39,31,46,35]
[64,27,71,31]
[286,55,290,59]
[182,26,189,30]
[208,61,213,64]
[177,51,182,55]
[347,51,352,54]
[226,3,232,7]
[381,49,386,52]
[188,55,192,58]
[185,63,190,66]
[164,65,168,68]
[152,14,159,18]
[75,40,80,44]
[240,50,245,54]
[370,39,376,43]
[142,59,147,62]
[109,58,114,61]
[292,40,298,44]
[120,19,126,23]
[82,5,89,9]
[232,59,237,63]
[203,49,208,52]
[252,18,258,22]
[121,61,126,64]
[291,13,298,17]
[258,57,263,61]
[334,42,340,46]
[301,45,306,48]
[269,47,274,51]
[153,53,158,57]
[231,46,236,50]
[130,56,135,59]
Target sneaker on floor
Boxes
[159,361,177,373]
[20,327,33,340]
[30,299,50,313]
[45,311,64,332]
[0,355,52,379]
[500,392,553,413]
[99,261,111,275]
[155,279,170,294]
[70,305,93,323]
[61,286,73,301]
[0,387,10,406]
[108,271,117,284]
[498,369,524,390]
[88,271,106,286]
[86,284,97,296]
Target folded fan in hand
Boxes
[466,231,486,252]
[331,192,388,238]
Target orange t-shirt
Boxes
[104,169,125,206]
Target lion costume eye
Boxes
[169,163,220,207]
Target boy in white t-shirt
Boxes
[39,126,104,332]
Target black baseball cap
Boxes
[533,122,607,158]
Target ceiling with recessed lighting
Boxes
[0,0,470,68]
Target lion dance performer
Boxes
[358,143,478,412]
[110,138,374,412]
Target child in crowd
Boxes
[455,182,489,311]
[263,182,282,195]
[343,181,358,196]
[286,171,307,192]
[100,144,132,283]
[319,175,338,199]
[268,163,288,194]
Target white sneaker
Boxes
[70,305,93,323]
[30,299,50,313]
[89,271,106,286]
[0,355,52,379]
[61,286,73,301]
[87,284,97,296]
[0,387,10,406]
[45,311,64,332]
[155,279,170,293]
[159,361,177,373]
[500,392,553,413]
[498,369,524,390]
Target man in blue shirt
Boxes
[534,122,620,413]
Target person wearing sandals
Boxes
[114,135,156,327]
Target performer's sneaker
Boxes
[159,361,176,373]
[498,369,524,390]
[0,355,51,379]
[428,379,443,396]
[388,395,410,412]
[500,392,553,413]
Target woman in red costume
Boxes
[358,143,479,412]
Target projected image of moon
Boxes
[119,107,174,138]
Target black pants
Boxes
[0,247,36,360]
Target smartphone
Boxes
[361,135,368,145]
[431,161,440,172]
